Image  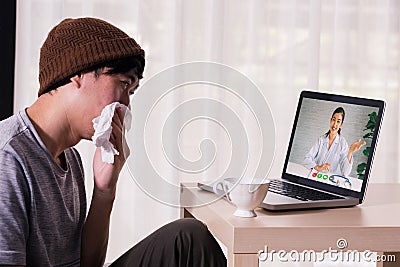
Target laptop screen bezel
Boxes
[281,90,385,202]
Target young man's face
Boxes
[77,68,139,139]
[93,68,139,107]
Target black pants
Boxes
[109,218,227,267]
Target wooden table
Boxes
[181,183,400,267]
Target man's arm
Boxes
[81,185,115,267]
[0,151,30,266]
[80,108,129,267]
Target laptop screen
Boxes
[283,91,385,194]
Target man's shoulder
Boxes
[0,113,27,150]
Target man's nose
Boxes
[120,93,130,107]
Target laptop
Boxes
[199,90,385,211]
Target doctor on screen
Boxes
[303,107,366,177]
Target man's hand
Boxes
[81,107,130,267]
[92,107,130,194]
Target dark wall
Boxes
[0,0,16,120]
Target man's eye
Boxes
[121,81,131,89]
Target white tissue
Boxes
[92,102,132,164]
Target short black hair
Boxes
[48,55,145,92]
[96,55,145,79]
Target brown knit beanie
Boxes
[38,17,145,96]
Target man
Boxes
[0,17,226,266]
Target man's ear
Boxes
[70,74,82,88]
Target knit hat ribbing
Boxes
[38,17,145,96]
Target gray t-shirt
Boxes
[0,110,87,266]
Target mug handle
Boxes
[213,181,232,202]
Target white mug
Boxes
[213,177,270,217]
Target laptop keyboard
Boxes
[269,180,344,201]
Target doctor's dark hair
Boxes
[325,107,345,137]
